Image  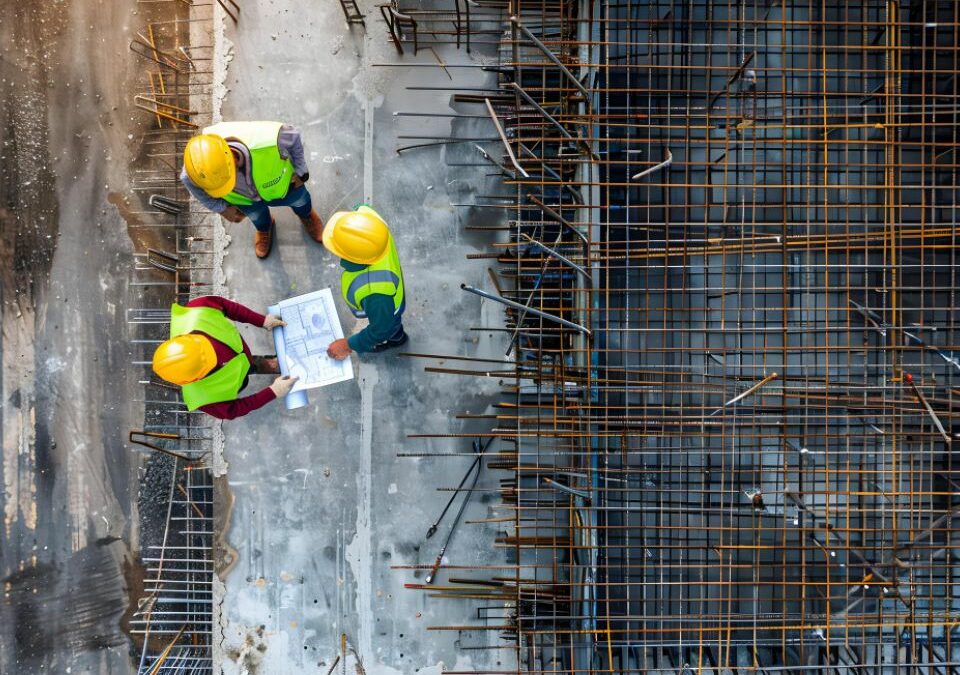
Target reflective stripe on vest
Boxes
[203,121,294,205]
[169,303,250,411]
[340,235,405,318]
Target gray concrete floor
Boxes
[216,3,512,673]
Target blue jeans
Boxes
[237,185,313,232]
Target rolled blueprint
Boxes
[267,302,309,410]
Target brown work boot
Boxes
[300,210,324,243]
[255,219,275,259]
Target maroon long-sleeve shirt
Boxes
[184,296,277,420]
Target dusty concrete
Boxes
[0,0,147,672]
[215,1,513,673]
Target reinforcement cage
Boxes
[409,0,960,672]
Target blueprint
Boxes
[269,289,353,404]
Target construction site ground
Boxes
[1,0,509,673]
[213,3,509,673]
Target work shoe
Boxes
[372,330,409,353]
[255,219,275,259]
[300,210,324,243]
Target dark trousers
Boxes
[238,185,313,232]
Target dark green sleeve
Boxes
[347,294,397,353]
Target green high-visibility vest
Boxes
[169,303,251,411]
[341,234,405,319]
[204,121,294,206]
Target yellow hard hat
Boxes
[322,207,390,265]
[152,334,218,385]
[183,134,236,198]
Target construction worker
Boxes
[152,296,299,419]
[322,206,408,360]
[180,121,324,259]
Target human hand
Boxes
[263,314,286,330]
[290,174,305,189]
[270,375,299,398]
[327,338,352,361]
[221,205,246,223]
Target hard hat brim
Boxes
[321,211,349,259]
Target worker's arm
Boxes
[347,294,398,353]
[278,124,309,178]
[186,296,268,327]
[180,167,229,214]
[199,387,276,420]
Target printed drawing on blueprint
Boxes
[276,288,354,391]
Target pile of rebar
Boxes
[403,0,960,671]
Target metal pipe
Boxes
[483,99,529,178]
[460,284,591,336]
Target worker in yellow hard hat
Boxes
[152,296,299,419]
[180,121,324,259]
[322,205,407,360]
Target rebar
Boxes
[127,2,225,673]
[391,0,960,672]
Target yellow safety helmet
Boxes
[152,334,218,385]
[322,207,390,265]
[183,134,236,198]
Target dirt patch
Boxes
[1,545,129,669]
[214,474,240,579]
[224,624,269,674]
[119,553,151,651]
[0,0,163,672]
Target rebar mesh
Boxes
[126,2,227,672]
[405,0,960,671]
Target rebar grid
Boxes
[126,2,225,672]
[128,1,219,443]
[399,0,960,672]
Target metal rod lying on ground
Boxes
[426,437,493,539]
[425,438,494,584]
[461,284,592,336]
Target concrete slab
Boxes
[215,3,513,673]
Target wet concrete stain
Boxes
[0,0,63,555]
[1,2,67,667]
[1,545,128,670]
[2,0,150,669]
